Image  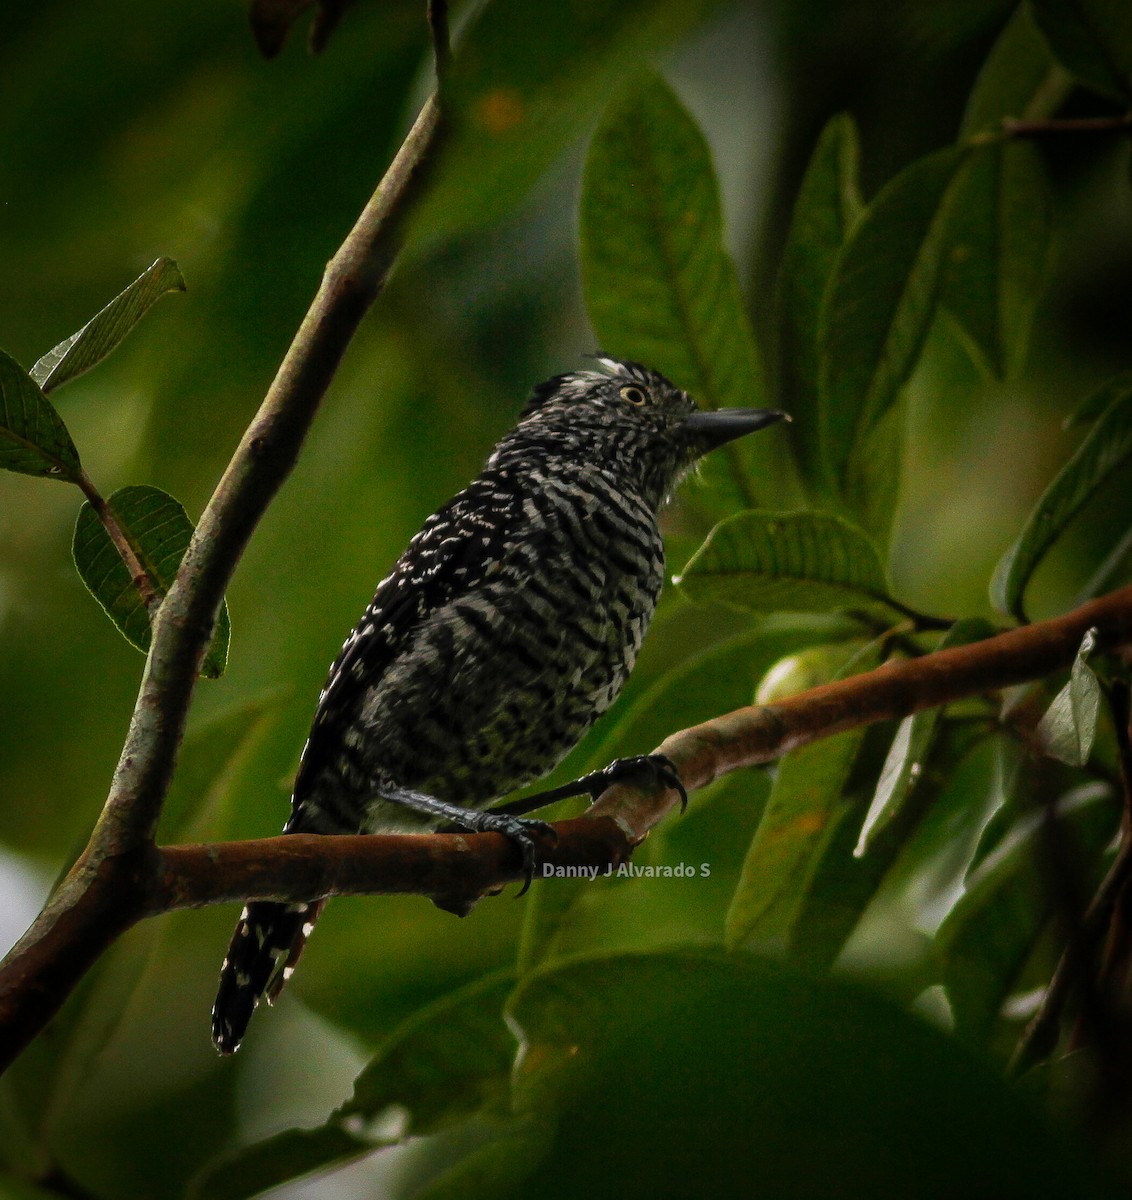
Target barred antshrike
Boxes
[212,356,784,1052]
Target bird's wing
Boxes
[291,473,533,801]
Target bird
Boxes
[211,355,786,1053]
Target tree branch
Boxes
[5,583,1132,1073]
[0,55,448,1071]
[97,91,444,857]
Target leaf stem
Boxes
[1003,112,1132,139]
[74,470,160,613]
[882,596,955,633]
[969,112,1132,147]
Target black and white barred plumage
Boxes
[211,356,784,1053]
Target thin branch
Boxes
[1003,112,1132,139]
[74,469,160,613]
[0,34,449,1073]
[94,91,445,860]
[966,112,1132,150]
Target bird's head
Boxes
[496,355,787,508]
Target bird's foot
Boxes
[581,754,688,812]
[454,808,557,896]
[378,784,556,896]
[491,754,687,818]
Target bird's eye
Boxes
[620,385,649,406]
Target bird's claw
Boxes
[588,754,688,813]
[467,811,556,896]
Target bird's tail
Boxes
[211,897,325,1054]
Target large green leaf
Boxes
[581,71,795,512]
[990,378,1132,619]
[939,144,1053,379]
[676,508,902,618]
[341,969,517,1131]
[189,970,518,1200]
[724,643,883,952]
[0,348,82,481]
[72,484,230,677]
[495,949,1112,1200]
[1030,0,1132,101]
[935,782,1117,1042]
[30,258,186,394]
[819,147,969,538]
[948,9,1062,380]
[774,114,863,488]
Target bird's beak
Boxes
[682,408,789,453]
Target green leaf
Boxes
[499,949,1109,1199]
[855,618,997,856]
[2,919,173,1187]
[0,348,82,481]
[189,971,518,1200]
[952,5,1064,383]
[939,143,1053,379]
[774,113,863,487]
[819,147,969,538]
[1073,523,1132,605]
[725,643,883,951]
[967,736,1028,874]
[412,1120,553,1200]
[72,485,230,677]
[187,1126,373,1200]
[676,508,901,618]
[1062,369,1132,427]
[341,969,517,1132]
[1036,627,1102,765]
[581,71,794,512]
[961,4,1069,135]
[990,378,1132,618]
[936,782,1116,1041]
[1030,0,1132,102]
[30,258,186,394]
[411,0,722,249]
[157,694,283,843]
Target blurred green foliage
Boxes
[3,0,1132,1196]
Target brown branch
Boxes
[2,583,1131,1072]
[96,90,444,857]
[0,24,449,1074]
[1002,112,1132,139]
